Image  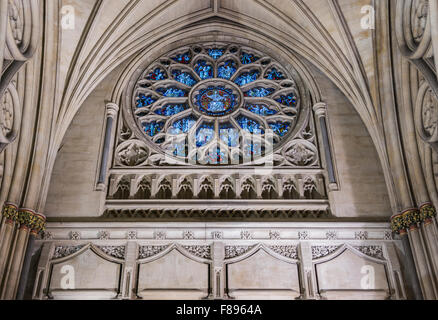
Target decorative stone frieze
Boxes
[138,245,169,259]
[103,208,330,220]
[269,231,281,240]
[269,246,298,259]
[97,246,126,260]
[154,231,167,240]
[97,231,110,240]
[298,231,309,240]
[53,245,85,260]
[354,246,384,260]
[69,231,81,240]
[182,230,195,240]
[127,231,137,240]
[355,231,368,240]
[182,246,211,259]
[225,246,255,259]
[326,231,338,240]
[240,231,253,240]
[312,246,341,259]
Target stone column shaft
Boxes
[392,206,438,299]
[2,226,29,299]
[313,103,337,190]
[97,103,119,191]
[0,207,45,300]
[0,203,18,285]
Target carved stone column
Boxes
[0,203,18,284]
[97,102,120,191]
[419,203,438,282]
[0,208,45,300]
[313,102,338,191]
[391,208,437,299]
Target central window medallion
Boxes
[131,43,302,165]
[191,81,242,117]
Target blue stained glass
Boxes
[196,124,215,147]
[169,115,197,134]
[154,104,188,116]
[208,49,224,60]
[136,94,157,108]
[237,116,264,134]
[218,60,237,80]
[205,147,227,165]
[143,121,164,137]
[194,61,213,80]
[276,93,297,107]
[241,52,259,64]
[234,70,260,86]
[244,142,262,158]
[265,68,285,80]
[172,52,191,64]
[245,104,278,116]
[220,123,240,147]
[156,87,187,97]
[244,87,275,97]
[146,68,167,81]
[195,87,237,117]
[172,71,197,87]
[269,121,291,137]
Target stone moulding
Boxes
[102,208,331,220]
[52,245,86,260]
[138,245,170,260]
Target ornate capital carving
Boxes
[313,102,328,118]
[105,102,120,119]
[419,203,437,223]
[17,208,46,235]
[391,208,422,234]
[1,202,19,223]
[415,82,438,150]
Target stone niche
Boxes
[226,249,301,300]
[48,248,123,300]
[314,248,391,300]
[137,249,210,300]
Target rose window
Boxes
[131,44,301,165]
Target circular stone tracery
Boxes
[191,80,242,117]
[131,43,302,165]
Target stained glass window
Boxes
[132,44,301,165]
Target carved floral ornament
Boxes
[1,203,46,235]
[391,203,437,234]
[396,0,433,60]
[0,82,21,153]
[120,43,319,168]
[4,0,40,61]
[415,82,438,151]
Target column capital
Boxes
[1,202,19,224]
[313,102,328,118]
[105,102,120,119]
[17,208,46,236]
[391,208,422,234]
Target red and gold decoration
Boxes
[420,203,437,225]
[17,209,46,235]
[1,202,19,224]
[391,204,437,234]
